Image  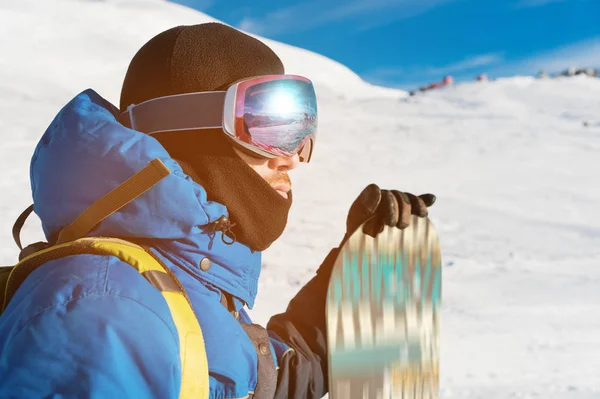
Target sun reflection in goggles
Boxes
[269,91,300,115]
[240,79,317,158]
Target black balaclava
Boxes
[120,23,292,251]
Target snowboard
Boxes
[326,215,442,399]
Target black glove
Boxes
[315,184,436,277]
[345,183,436,239]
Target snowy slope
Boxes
[1,1,600,398]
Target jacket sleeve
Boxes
[0,293,182,399]
[267,247,341,399]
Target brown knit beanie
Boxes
[120,23,284,110]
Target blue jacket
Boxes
[0,90,330,399]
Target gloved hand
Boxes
[316,183,436,276]
[345,183,436,239]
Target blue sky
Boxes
[171,0,600,90]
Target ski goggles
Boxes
[119,75,318,163]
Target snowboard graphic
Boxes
[326,215,442,399]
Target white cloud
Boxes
[514,0,593,9]
[364,38,600,88]
[514,0,566,8]
[238,17,263,34]
[236,0,457,36]
[363,52,503,85]
[491,37,600,76]
[424,53,505,75]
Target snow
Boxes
[1,0,599,398]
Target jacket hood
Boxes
[30,89,262,307]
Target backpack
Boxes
[0,159,209,399]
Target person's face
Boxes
[232,147,299,199]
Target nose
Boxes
[269,152,300,171]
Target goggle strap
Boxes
[118,91,226,135]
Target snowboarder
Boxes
[410,75,454,95]
[0,23,435,398]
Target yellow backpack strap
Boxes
[87,238,209,399]
[2,238,209,399]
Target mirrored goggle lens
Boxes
[235,78,317,158]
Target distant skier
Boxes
[410,75,454,96]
